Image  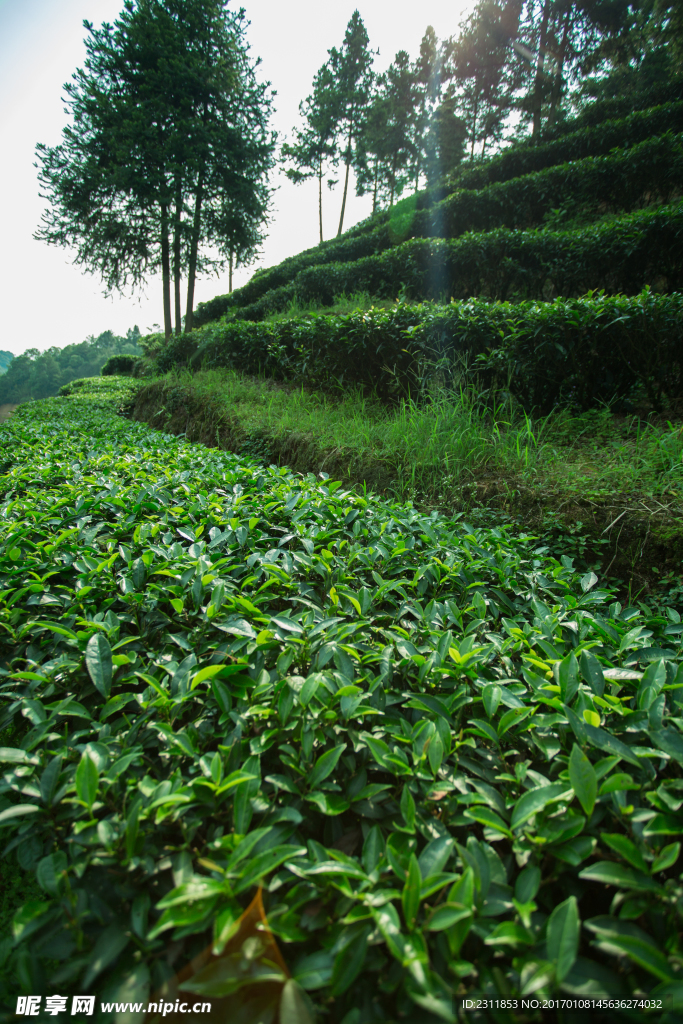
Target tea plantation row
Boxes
[197,203,682,324]
[194,121,683,327]
[0,379,681,1022]
[444,101,683,193]
[158,290,683,413]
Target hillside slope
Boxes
[193,92,683,328]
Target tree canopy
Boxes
[35,0,276,338]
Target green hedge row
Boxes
[193,222,393,328]
[284,203,683,309]
[194,132,683,329]
[420,132,683,240]
[537,78,683,143]
[446,101,683,194]
[163,291,683,413]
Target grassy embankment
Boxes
[130,349,683,607]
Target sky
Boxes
[0,0,474,356]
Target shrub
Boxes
[1,378,682,1018]
[101,354,139,376]
[155,333,200,373]
[179,291,683,413]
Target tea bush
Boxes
[180,291,683,413]
[101,355,140,377]
[420,133,683,241]
[0,378,681,1021]
[445,102,683,194]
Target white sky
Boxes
[0,0,474,355]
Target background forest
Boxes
[0,329,141,405]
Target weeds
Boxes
[156,369,683,507]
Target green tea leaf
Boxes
[280,979,315,1024]
[402,853,421,929]
[308,743,345,789]
[511,782,571,830]
[85,633,113,699]
[652,842,680,873]
[546,895,580,983]
[75,753,99,811]
[330,927,370,996]
[569,743,597,817]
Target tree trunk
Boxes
[532,0,551,137]
[229,252,233,293]
[337,125,353,237]
[160,202,172,340]
[173,176,182,336]
[414,105,424,193]
[184,172,204,334]
[318,154,323,243]
[372,157,378,214]
[390,151,397,208]
[470,93,479,159]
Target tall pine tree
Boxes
[282,64,339,243]
[35,0,275,338]
[328,11,375,236]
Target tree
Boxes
[446,0,521,157]
[357,52,415,210]
[410,27,441,192]
[381,51,417,206]
[35,0,276,339]
[282,64,339,243]
[356,72,392,213]
[512,0,637,135]
[328,11,375,236]
[423,86,468,185]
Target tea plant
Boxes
[164,291,683,414]
[0,379,681,1021]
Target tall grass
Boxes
[159,365,683,516]
[262,290,401,323]
[168,367,683,501]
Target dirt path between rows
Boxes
[0,404,18,421]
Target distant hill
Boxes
[0,329,141,404]
[0,351,13,375]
